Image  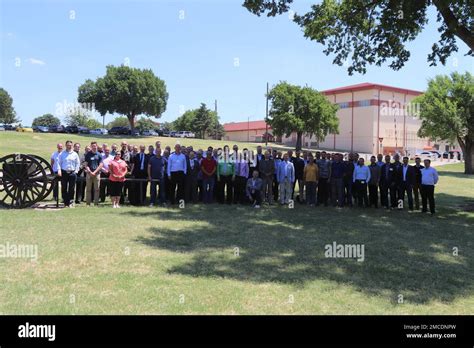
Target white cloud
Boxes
[27,58,46,65]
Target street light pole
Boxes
[265,82,269,147]
[214,99,218,140]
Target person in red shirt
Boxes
[200,150,217,203]
[108,152,128,208]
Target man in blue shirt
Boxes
[420,159,439,214]
[353,157,371,207]
[58,140,81,207]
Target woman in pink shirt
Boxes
[108,152,128,208]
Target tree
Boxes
[32,114,61,127]
[0,88,20,124]
[107,116,130,129]
[267,81,339,151]
[207,122,226,140]
[65,111,102,129]
[173,104,224,139]
[414,72,474,174]
[193,103,214,138]
[243,0,474,75]
[173,109,196,132]
[136,117,159,133]
[77,65,168,130]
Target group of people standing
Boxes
[50,140,439,214]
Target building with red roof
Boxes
[222,82,455,155]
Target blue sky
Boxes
[1,0,472,126]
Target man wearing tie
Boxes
[412,157,424,210]
[185,151,200,204]
[379,155,393,209]
[399,156,416,210]
[131,145,149,205]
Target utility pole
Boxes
[265,82,269,146]
[214,99,218,140]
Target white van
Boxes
[176,131,195,138]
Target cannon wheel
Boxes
[0,154,49,208]
[28,154,56,201]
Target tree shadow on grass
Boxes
[126,198,474,305]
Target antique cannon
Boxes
[0,154,57,208]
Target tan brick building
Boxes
[223,83,457,155]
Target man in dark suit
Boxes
[343,153,355,207]
[390,154,403,208]
[130,145,149,205]
[412,157,424,210]
[379,155,393,209]
[398,156,416,210]
[291,150,305,203]
[185,151,200,203]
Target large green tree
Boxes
[414,72,474,174]
[268,82,339,151]
[32,114,61,127]
[77,65,168,130]
[0,88,20,124]
[243,0,473,75]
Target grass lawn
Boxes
[0,132,473,314]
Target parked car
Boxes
[78,126,90,134]
[0,126,5,132]
[176,131,195,138]
[141,130,158,136]
[16,126,34,132]
[2,124,16,131]
[66,125,79,133]
[429,150,442,158]
[415,151,437,161]
[162,130,170,137]
[35,126,49,133]
[50,125,66,133]
[169,131,177,137]
[448,151,461,160]
[129,129,140,136]
[109,126,130,135]
[90,128,108,135]
[154,129,164,136]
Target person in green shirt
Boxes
[217,145,235,204]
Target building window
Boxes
[358,100,371,107]
[338,102,350,109]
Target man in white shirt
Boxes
[50,143,63,201]
[100,145,114,202]
[420,159,439,214]
[167,144,187,205]
[57,140,81,207]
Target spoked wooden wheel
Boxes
[0,154,50,208]
[28,154,56,201]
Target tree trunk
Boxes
[128,113,135,132]
[295,132,303,151]
[463,139,474,175]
